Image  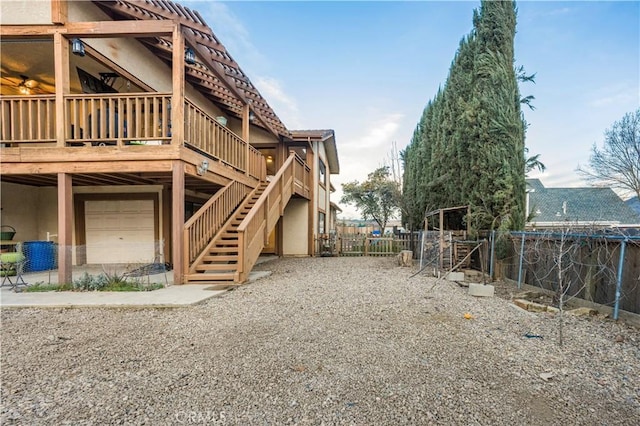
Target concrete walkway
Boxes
[0,257,276,308]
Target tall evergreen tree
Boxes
[401,0,529,235]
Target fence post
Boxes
[489,230,495,280]
[517,233,525,289]
[419,231,425,270]
[613,239,627,321]
[364,236,369,256]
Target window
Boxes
[318,212,326,235]
[319,159,326,186]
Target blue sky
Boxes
[183,0,640,219]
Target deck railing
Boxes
[66,93,172,145]
[0,96,56,143]
[236,152,301,282]
[184,99,266,180]
[1,93,267,179]
[183,180,249,271]
[293,153,311,198]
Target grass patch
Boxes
[24,282,73,292]
[24,270,165,292]
[102,282,165,292]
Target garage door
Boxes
[85,199,155,264]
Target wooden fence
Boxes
[316,233,420,257]
[499,233,640,315]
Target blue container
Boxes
[23,241,56,272]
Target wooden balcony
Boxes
[0,93,266,181]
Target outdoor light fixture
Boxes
[71,38,85,57]
[185,47,196,65]
[197,159,209,175]
[249,110,256,122]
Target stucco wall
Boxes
[0,0,51,25]
[1,183,164,263]
[282,198,309,256]
[225,116,279,145]
[0,182,56,242]
[68,1,224,120]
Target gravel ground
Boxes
[1,256,639,425]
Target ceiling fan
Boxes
[0,74,48,95]
[16,75,39,94]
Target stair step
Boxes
[185,272,235,281]
[196,264,237,272]
[203,255,237,262]
[214,241,238,247]
[184,282,241,289]
[209,246,238,253]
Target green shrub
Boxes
[25,282,72,292]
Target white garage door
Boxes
[85,199,155,264]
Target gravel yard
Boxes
[2,256,639,425]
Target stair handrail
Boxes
[236,152,299,282]
[183,180,249,271]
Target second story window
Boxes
[319,159,326,186]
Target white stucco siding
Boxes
[0,183,42,242]
[65,1,223,119]
[282,198,309,256]
[1,0,51,25]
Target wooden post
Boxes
[171,25,185,146]
[53,31,69,147]
[172,161,185,284]
[307,140,315,256]
[439,208,444,270]
[51,0,68,24]
[242,103,250,175]
[57,173,72,285]
[398,250,413,267]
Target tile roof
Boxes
[526,179,640,225]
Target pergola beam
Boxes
[0,20,175,37]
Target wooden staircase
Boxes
[185,183,267,284]
[184,152,309,285]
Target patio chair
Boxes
[0,251,28,291]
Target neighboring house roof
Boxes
[330,201,342,213]
[290,129,340,174]
[627,196,640,216]
[93,0,290,138]
[526,179,640,227]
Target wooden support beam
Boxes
[64,20,175,37]
[307,146,315,256]
[57,173,73,285]
[172,27,185,147]
[53,32,69,147]
[1,20,174,37]
[1,160,175,174]
[242,103,250,175]
[0,25,62,37]
[51,0,68,25]
[172,161,185,284]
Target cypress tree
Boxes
[401,0,528,234]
